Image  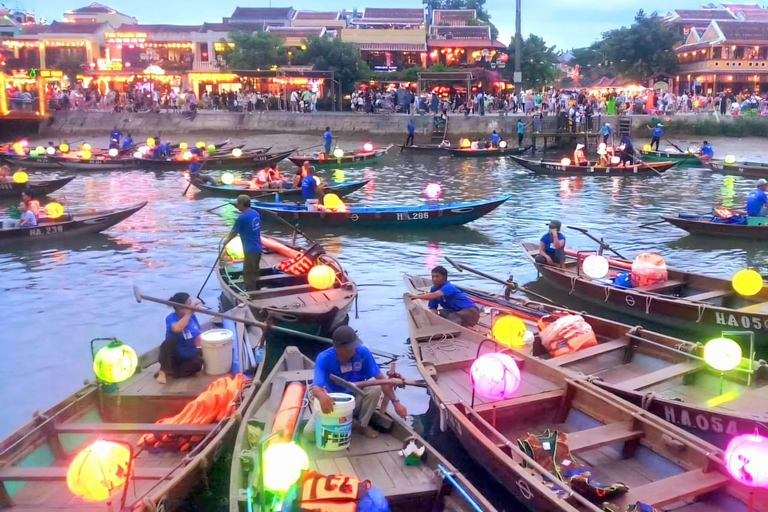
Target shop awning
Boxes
[355,42,426,52]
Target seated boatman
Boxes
[156,292,204,384]
[310,326,408,439]
[536,220,566,268]
[407,265,481,327]
[746,178,768,226]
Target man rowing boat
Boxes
[407,266,480,327]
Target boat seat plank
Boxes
[567,421,644,452]
[476,389,565,414]
[54,423,215,435]
[617,361,703,390]
[549,339,629,366]
[738,301,768,314]
[0,466,172,481]
[684,290,731,302]
[275,369,314,383]
[332,457,360,480]
[118,363,220,397]
[633,279,686,292]
[610,469,731,508]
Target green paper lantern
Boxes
[93,340,138,383]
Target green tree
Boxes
[294,36,370,94]
[507,34,559,88]
[56,51,86,83]
[219,30,287,70]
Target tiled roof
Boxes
[431,26,490,39]
[68,2,115,14]
[293,11,339,20]
[46,21,105,34]
[200,21,266,32]
[722,3,764,11]
[113,23,200,33]
[716,20,768,41]
[267,27,324,37]
[18,25,48,35]
[361,8,424,20]
[433,9,475,24]
[671,9,736,20]
[739,10,768,19]
[230,7,293,20]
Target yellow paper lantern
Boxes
[491,315,527,348]
[196,141,206,149]
[459,138,471,149]
[262,442,309,492]
[12,171,28,184]
[308,265,336,290]
[93,340,138,383]
[67,440,131,502]
[733,268,764,296]
[724,154,736,165]
[642,143,652,152]
[34,145,44,154]
[221,172,235,185]
[82,143,92,151]
[333,148,344,158]
[232,148,243,157]
[333,170,345,183]
[704,337,742,372]
[146,137,155,147]
[59,143,70,153]
[45,202,64,219]
[82,150,92,160]
[225,237,244,260]
[323,193,344,209]
[179,142,188,150]
[11,142,23,155]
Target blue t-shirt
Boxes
[324,131,332,144]
[407,121,414,135]
[492,132,500,143]
[540,232,565,258]
[188,161,202,174]
[301,174,317,200]
[110,130,121,143]
[427,281,475,312]
[601,125,612,136]
[517,122,525,134]
[652,127,662,137]
[165,312,201,359]
[20,210,37,226]
[701,144,714,157]
[313,346,379,394]
[235,208,263,253]
[747,188,768,216]
[121,137,132,149]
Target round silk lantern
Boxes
[93,340,138,383]
[333,148,344,158]
[182,151,193,160]
[29,150,38,157]
[34,145,44,154]
[232,148,243,157]
[491,316,526,348]
[146,137,155,147]
[45,202,64,219]
[470,353,521,400]
[724,155,736,165]
[499,140,508,148]
[424,182,441,200]
[82,150,92,160]
[459,138,471,149]
[704,337,742,372]
[67,440,131,501]
[206,144,216,153]
[583,254,609,279]
[46,146,56,155]
[732,268,763,297]
[725,432,768,488]
[221,172,235,185]
[133,151,142,159]
[196,141,206,149]
[12,171,28,184]
[179,142,188,150]
[59,143,70,153]
[560,157,571,166]
[108,148,119,158]
[262,442,309,492]
[363,142,374,152]
[225,237,244,260]
[308,265,335,290]
[82,143,92,151]
[323,193,344,210]
[642,144,652,152]
[610,156,621,165]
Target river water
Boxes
[1,132,766,509]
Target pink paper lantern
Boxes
[470,353,521,400]
[424,182,442,200]
[725,432,768,488]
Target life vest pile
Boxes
[518,429,629,502]
[282,470,391,512]
[537,314,598,358]
[138,373,244,452]
[269,382,305,445]
[277,243,326,276]
[629,252,667,288]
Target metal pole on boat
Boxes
[436,464,485,512]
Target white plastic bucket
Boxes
[200,329,233,376]
[314,393,356,451]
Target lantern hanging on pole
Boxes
[67,440,132,502]
[703,337,742,372]
[92,339,138,384]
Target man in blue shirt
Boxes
[301,166,318,201]
[323,127,333,155]
[536,220,566,268]
[700,141,714,160]
[121,133,133,151]
[517,119,525,146]
[408,266,480,327]
[650,124,662,151]
[223,195,263,291]
[746,179,768,222]
[109,126,121,149]
[17,201,37,227]
[311,326,407,438]
[405,119,415,147]
[491,130,500,147]
[601,123,613,145]
[156,292,204,384]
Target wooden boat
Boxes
[1,154,62,169]
[217,235,357,336]
[135,146,271,170]
[0,305,266,511]
[0,175,75,197]
[640,149,702,165]
[230,346,498,512]
[405,299,768,512]
[399,143,450,155]
[447,145,531,158]
[48,154,138,171]
[519,241,768,355]
[706,159,768,179]
[404,275,768,448]
[192,178,370,200]
[250,195,511,229]
[0,201,147,245]
[510,155,676,176]
[287,145,392,168]
[663,213,768,240]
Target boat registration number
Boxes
[0,183,15,190]
[397,212,429,220]
[29,225,63,236]
[715,312,767,331]
[663,405,739,435]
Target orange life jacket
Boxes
[298,471,369,512]
[573,148,587,165]
[268,168,282,181]
[538,314,598,357]
[278,253,314,276]
[27,198,40,219]
[300,166,310,178]
[714,206,733,219]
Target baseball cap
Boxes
[758,179,767,186]
[332,326,360,347]
[548,220,562,230]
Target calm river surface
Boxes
[1,132,766,509]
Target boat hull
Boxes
[48,155,137,171]
[193,179,369,200]
[447,145,531,158]
[664,214,768,240]
[1,155,61,169]
[288,147,391,168]
[640,150,702,164]
[707,160,768,179]
[399,144,449,155]
[139,149,293,170]
[511,155,675,175]
[0,176,75,197]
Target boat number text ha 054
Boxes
[29,225,64,236]
[663,405,738,435]
[397,212,429,221]
[715,311,768,331]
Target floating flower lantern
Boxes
[424,182,442,200]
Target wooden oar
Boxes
[329,375,426,393]
[632,149,666,178]
[258,206,319,246]
[133,286,398,360]
[182,160,206,196]
[665,139,686,154]
[638,218,668,229]
[566,226,627,259]
[295,143,323,154]
[445,256,555,304]
[195,242,223,304]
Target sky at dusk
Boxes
[21,0,726,50]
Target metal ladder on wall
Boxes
[618,118,632,137]
[431,115,449,144]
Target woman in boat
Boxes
[407,266,480,327]
[156,292,204,384]
[573,144,588,166]
[17,201,37,227]
[21,189,39,220]
[266,165,283,189]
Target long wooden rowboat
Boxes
[447,145,532,158]
[135,146,271,170]
[0,305,266,511]
[163,149,295,170]
[0,175,75,197]
[217,235,357,336]
[48,154,138,171]
[706,159,768,178]
[405,299,768,512]
[192,179,370,200]
[663,213,768,240]
[287,145,392,168]
[250,195,511,229]
[520,241,768,356]
[510,155,676,176]
[1,154,62,169]
[405,274,768,448]
[399,143,450,155]
[0,201,146,245]
[640,149,703,165]
[230,345,498,512]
